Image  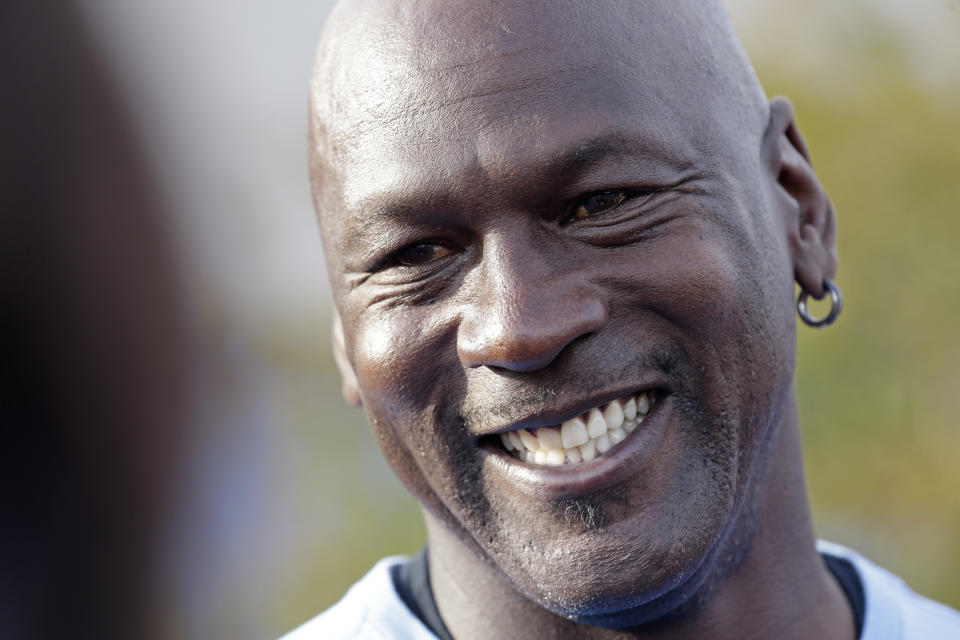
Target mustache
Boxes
[459,343,692,432]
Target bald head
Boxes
[309,0,768,242]
[306,0,843,630]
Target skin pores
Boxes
[312,0,810,627]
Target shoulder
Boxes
[280,556,440,640]
[818,540,960,640]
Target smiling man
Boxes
[288,1,960,638]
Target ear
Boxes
[764,97,838,298]
[332,312,363,407]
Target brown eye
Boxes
[393,243,453,266]
[572,191,627,220]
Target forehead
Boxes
[312,0,755,237]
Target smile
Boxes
[497,392,658,466]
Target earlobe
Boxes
[332,312,363,407]
[765,97,838,299]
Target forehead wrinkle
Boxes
[314,0,767,134]
[329,134,702,271]
[312,0,770,256]
[341,129,692,219]
[401,63,593,125]
[315,5,622,152]
[321,45,606,162]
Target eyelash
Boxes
[372,188,657,273]
[563,189,654,225]
[373,239,456,274]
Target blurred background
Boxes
[3,0,957,638]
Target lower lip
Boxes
[480,394,672,500]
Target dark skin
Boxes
[310,1,849,638]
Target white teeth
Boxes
[595,433,612,453]
[636,392,650,416]
[560,417,589,448]
[537,427,564,450]
[500,392,658,466]
[518,428,539,450]
[587,408,607,438]
[603,401,624,430]
[545,449,565,466]
[579,439,596,461]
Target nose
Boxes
[456,236,608,372]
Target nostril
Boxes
[457,297,607,372]
[476,341,566,372]
[461,328,597,372]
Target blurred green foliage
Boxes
[766,58,960,609]
[270,8,960,635]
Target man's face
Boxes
[314,0,799,625]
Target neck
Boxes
[425,399,855,640]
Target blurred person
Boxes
[0,1,190,638]
[289,1,960,639]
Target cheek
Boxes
[617,223,793,459]
[346,305,486,519]
[351,306,460,420]
[631,219,793,380]
[649,222,795,482]
[630,230,747,336]
[350,311,432,473]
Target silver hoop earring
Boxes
[797,279,843,328]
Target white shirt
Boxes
[284,541,960,639]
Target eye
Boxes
[571,190,628,220]
[392,242,453,267]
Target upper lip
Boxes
[472,380,670,438]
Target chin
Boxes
[566,533,728,629]
[481,470,739,629]
[417,344,782,628]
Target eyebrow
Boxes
[339,131,691,250]
[541,132,639,178]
